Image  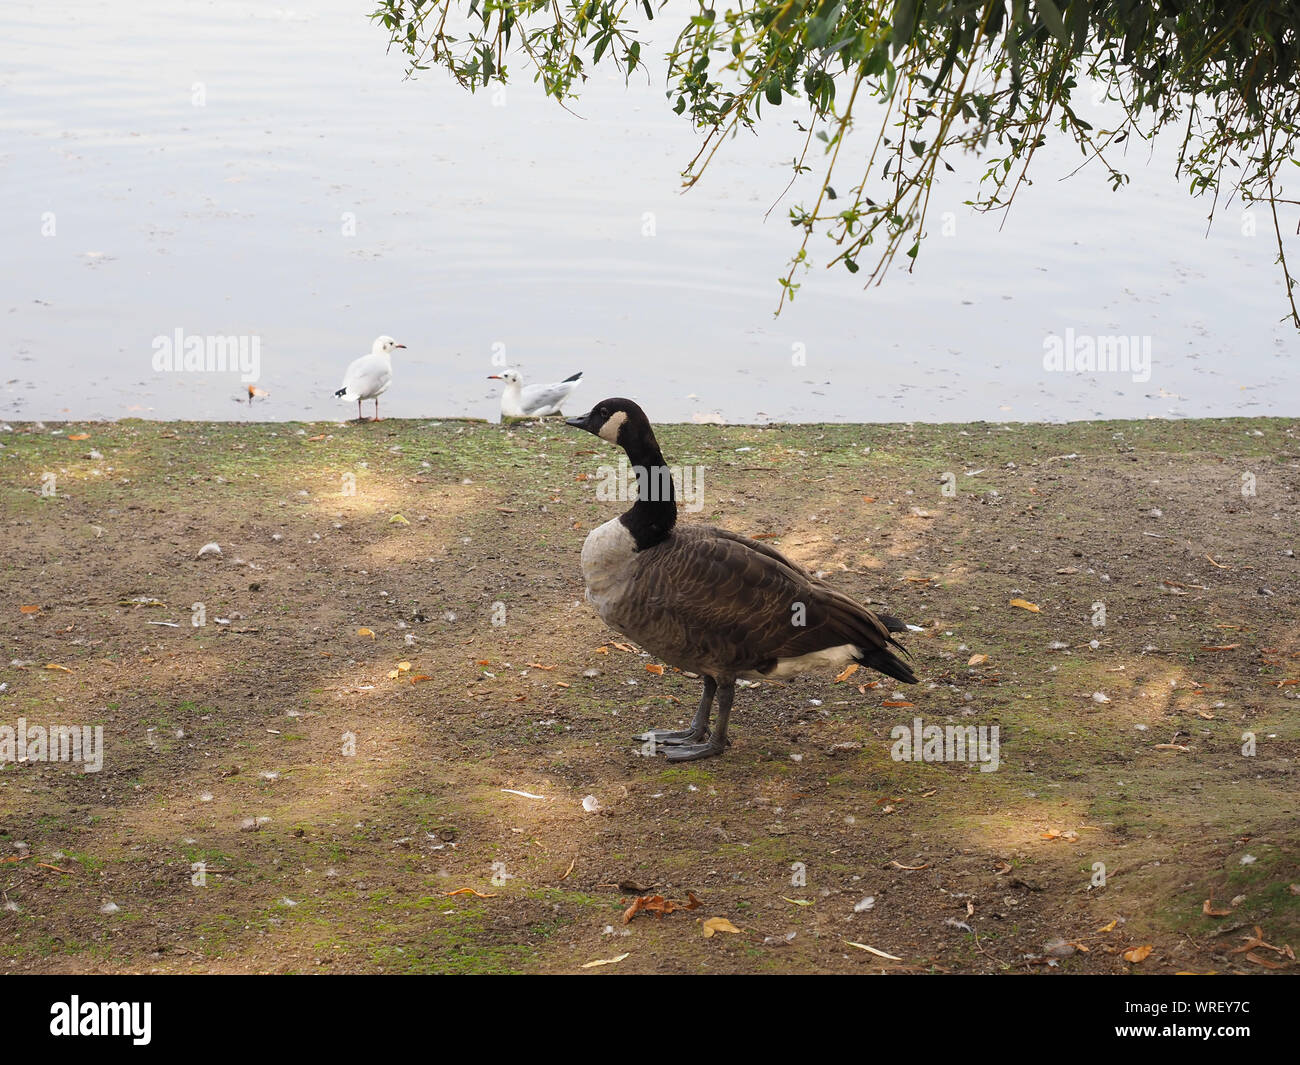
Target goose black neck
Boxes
[618,433,677,550]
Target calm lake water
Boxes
[2,0,1296,423]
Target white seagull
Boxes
[488,367,583,418]
[335,335,405,421]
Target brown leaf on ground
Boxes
[20,605,40,614]
[357,627,375,639]
[1123,945,1153,963]
[622,891,702,924]
[645,663,665,675]
[967,653,989,666]
[890,860,930,871]
[1009,599,1040,612]
[1245,952,1289,969]
[1202,898,1233,917]
[444,888,498,898]
[1199,644,1240,652]
[702,917,741,937]
[834,663,860,682]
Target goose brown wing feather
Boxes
[609,525,911,679]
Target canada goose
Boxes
[566,398,917,762]
[488,367,582,418]
[335,335,405,421]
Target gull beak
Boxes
[394,343,406,349]
[487,375,503,380]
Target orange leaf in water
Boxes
[1009,599,1040,612]
[835,663,860,683]
[1123,945,1154,963]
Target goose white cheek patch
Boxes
[598,410,628,443]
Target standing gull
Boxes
[488,367,582,418]
[335,335,405,421]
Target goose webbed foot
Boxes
[635,725,709,746]
[664,738,727,762]
[636,675,718,750]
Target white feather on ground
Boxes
[489,367,582,418]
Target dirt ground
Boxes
[0,416,1296,974]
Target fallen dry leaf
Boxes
[19,605,40,614]
[702,917,741,937]
[1203,898,1233,917]
[444,888,498,898]
[357,627,375,639]
[1123,944,1154,964]
[389,513,410,525]
[1009,598,1041,612]
[1199,644,1240,652]
[1205,554,1230,569]
[967,653,989,666]
[43,663,72,673]
[890,861,930,871]
[409,674,432,684]
[68,433,90,441]
[623,892,702,924]
[645,663,665,675]
[580,952,630,969]
[834,663,860,683]
[881,700,914,708]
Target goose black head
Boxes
[565,398,653,450]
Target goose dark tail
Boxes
[855,643,917,685]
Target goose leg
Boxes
[665,681,732,762]
[636,677,715,748]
